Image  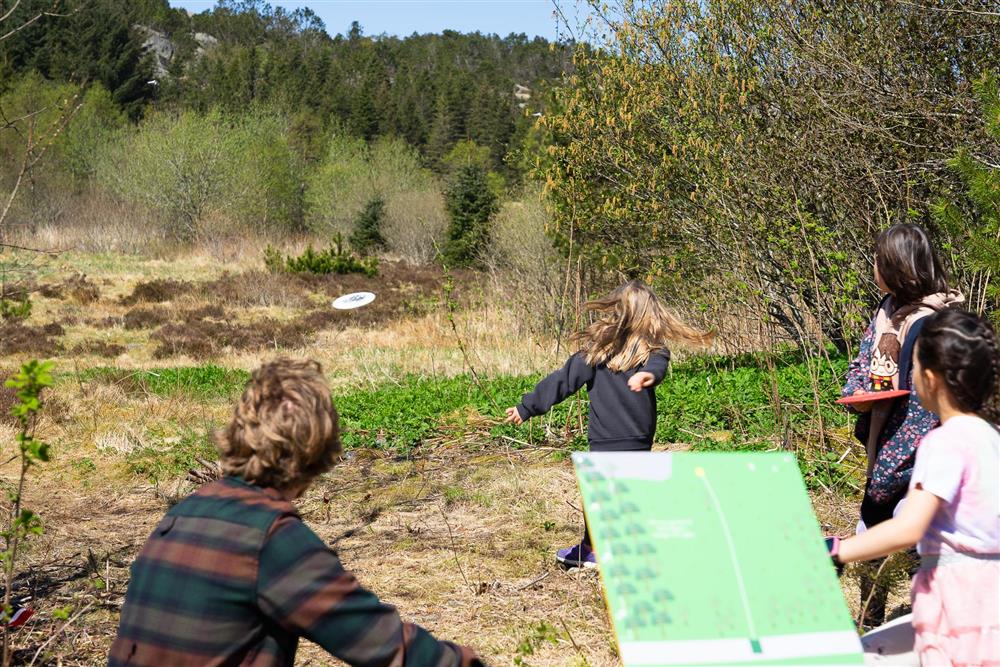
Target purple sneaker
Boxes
[556,543,597,569]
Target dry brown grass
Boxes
[7,432,618,665]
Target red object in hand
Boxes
[836,390,910,406]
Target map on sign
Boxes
[573,452,863,667]
[332,291,376,310]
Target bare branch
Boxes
[0,1,77,44]
[895,0,1000,18]
[0,87,84,234]
[0,0,23,24]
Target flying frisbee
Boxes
[332,291,376,310]
[836,390,910,406]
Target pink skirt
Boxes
[911,556,1000,667]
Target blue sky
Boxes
[171,1,585,41]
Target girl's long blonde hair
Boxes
[573,281,714,372]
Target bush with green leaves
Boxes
[56,83,126,185]
[306,134,436,238]
[98,110,238,240]
[444,164,498,267]
[0,74,74,163]
[440,139,505,196]
[540,2,999,349]
[0,295,31,322]
[227,109,307,232]
[98,108,304,239]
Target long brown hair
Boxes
[573,281,714,372]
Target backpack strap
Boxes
[898,316,930,391]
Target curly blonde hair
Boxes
[215,358,341,491]
[574,281,714,372]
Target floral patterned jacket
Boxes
[843,315,940,505]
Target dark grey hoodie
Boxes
[516,350,670,451]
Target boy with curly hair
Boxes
[109,358,483,667]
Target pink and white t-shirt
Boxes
[909,415,1000,556]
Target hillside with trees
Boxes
[0,0,570,171]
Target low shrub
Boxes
[39,275,101,304]
[70,341,126,358]
[119,279,190,306]
[0,296,31,322]
[0,322,63,356]
[123,307,172,330]
[265,236,378,277]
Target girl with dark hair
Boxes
[841,223,964,625]
[830,310,1000,667]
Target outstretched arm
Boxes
[258,516,483,667]
[837,488,940,563]
[509,354,595,422]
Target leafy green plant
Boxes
[263,244,285,273]
[2,360,54,665]
[265,234,378,277]
[540,2,994,350]
[81,365,251,400]
[97,110,239,241]
[305,134,436,239]
[514,620,561,666]
[97,352,861,494]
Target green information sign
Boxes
[573,452,863,666]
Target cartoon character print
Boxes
[869,332,901,392]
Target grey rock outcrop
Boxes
[135,25,175,78]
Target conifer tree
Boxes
[350,196,386,254]
[443,164,498,267]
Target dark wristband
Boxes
[826,536,843,564]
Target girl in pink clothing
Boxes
[829,309,1000,666]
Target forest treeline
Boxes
[0,0,569,171]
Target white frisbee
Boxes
[332,291,376,310]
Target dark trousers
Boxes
[581,440,651,549]
[858,482,917,627]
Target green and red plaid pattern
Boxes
[109,476,481,667]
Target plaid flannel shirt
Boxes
[109,476,481,667]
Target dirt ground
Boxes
[10,437,617,665]
[0,250,908,665]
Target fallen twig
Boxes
[28,601,94,666]
[438,505,475,595]
[515,570,550,591]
